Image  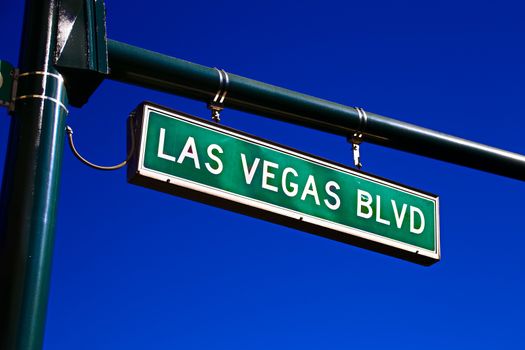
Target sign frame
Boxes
[128,102,440,265]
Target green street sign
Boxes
[128,103,440,265]
[0,60,14,107]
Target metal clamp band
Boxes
[208,68,230,122]
[355,106,367,138]
[18,71,64,82]
[347,107,368,169]
[14,70,68,114]
[15,95,69,114]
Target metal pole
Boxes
[107,39,525,181]
[0,1,68,349]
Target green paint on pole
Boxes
[0,60,14,106]
[128,103,440,265]
[108,40,525,181]
[0,1,69,349]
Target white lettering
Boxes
[410,206,425,234]
[357,189,373,219]
[262,160,279,192]
[157,128,176,162]
[282,167,299,197]
[301,175,320,205]
[375,195,391,226]
[324,181,341,210]
[205,144,223,175]
[391,200,407,229]
[241,154,260,185]
[177,136,200,169]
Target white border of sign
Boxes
[130,103,440,265]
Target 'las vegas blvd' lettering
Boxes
[156,127,426,235]
[130,104,439,264]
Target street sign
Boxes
[128,102,440,265]
[0,60,14,107]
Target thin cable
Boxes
[65,116,135,171]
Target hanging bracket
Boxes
[207,68,229,122]
[350,132,363,169]
[347,107,368,169]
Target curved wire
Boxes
[65,116,136,171]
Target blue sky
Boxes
[1,1,525,349]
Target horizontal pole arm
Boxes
[107,39,525,181]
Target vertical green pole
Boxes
[0,0,68,349]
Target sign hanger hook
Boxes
[347,107,367,170]
[208,68,229,123]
